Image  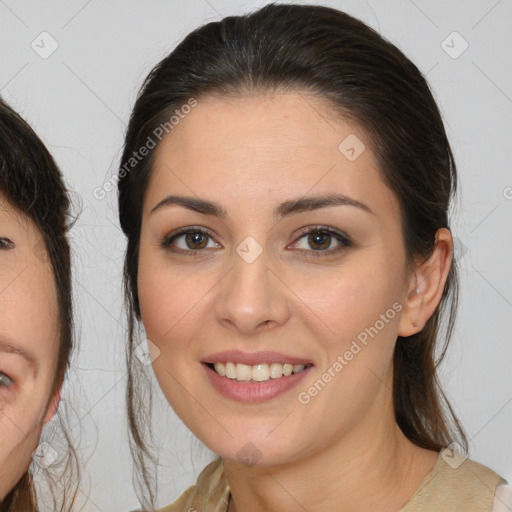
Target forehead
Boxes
[146,92,400,221]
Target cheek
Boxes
[137,253,223,418]
[293,261,402,346]
[0,293,59,461]
[1,260,60,353]
[137,256,212,361]
[0,403,45,443]
[290,259,405,413]
[0,397,46,467]
[0,412,43,501]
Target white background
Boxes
[1,1,511,510]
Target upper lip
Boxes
[202,350,313,366]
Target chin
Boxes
[198,427,306,468]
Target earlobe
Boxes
[43,388,62,425]
[398,228,453,338]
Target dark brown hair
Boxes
[118,4,467,508]
[0,97,78,511]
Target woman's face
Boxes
[0,197,60,500]
[138,92,417,466]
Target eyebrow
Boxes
[0,338,37,367]
[149,193,374,219]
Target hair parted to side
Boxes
[0,97,79,512]
[117,4,466,509]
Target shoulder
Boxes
[157,457,230,512]
[401,450,507,512]
[492,484,512,511]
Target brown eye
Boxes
[182,232,209,250]
[307,231,333,251]
[161,227,220,254]
[291,226,352,255]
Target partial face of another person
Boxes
[137,92,440,466]
[0,197,60,500]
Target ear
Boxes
[398,228,453,337]
[43,387,62,425]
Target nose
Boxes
[214,244,291,334]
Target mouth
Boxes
[201,351,315,403]
[205,361,313,382]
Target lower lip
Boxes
[203,363,313,403]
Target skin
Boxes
[0,196,60,501]
[137,92,453,512]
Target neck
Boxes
[224,384,438,512]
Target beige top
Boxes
[157,451,507,512]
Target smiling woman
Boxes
[117,4,507,512]
[0,97,78,511]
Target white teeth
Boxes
[252,364,270,382]
[211,361,308,381]
[282,363,293,376]
[269,363,283,378]
[225,362,237,379]
[214,362,226,377]
[237,363,252,381]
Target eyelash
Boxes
[0,237,15,250]
[160,225,352,257]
